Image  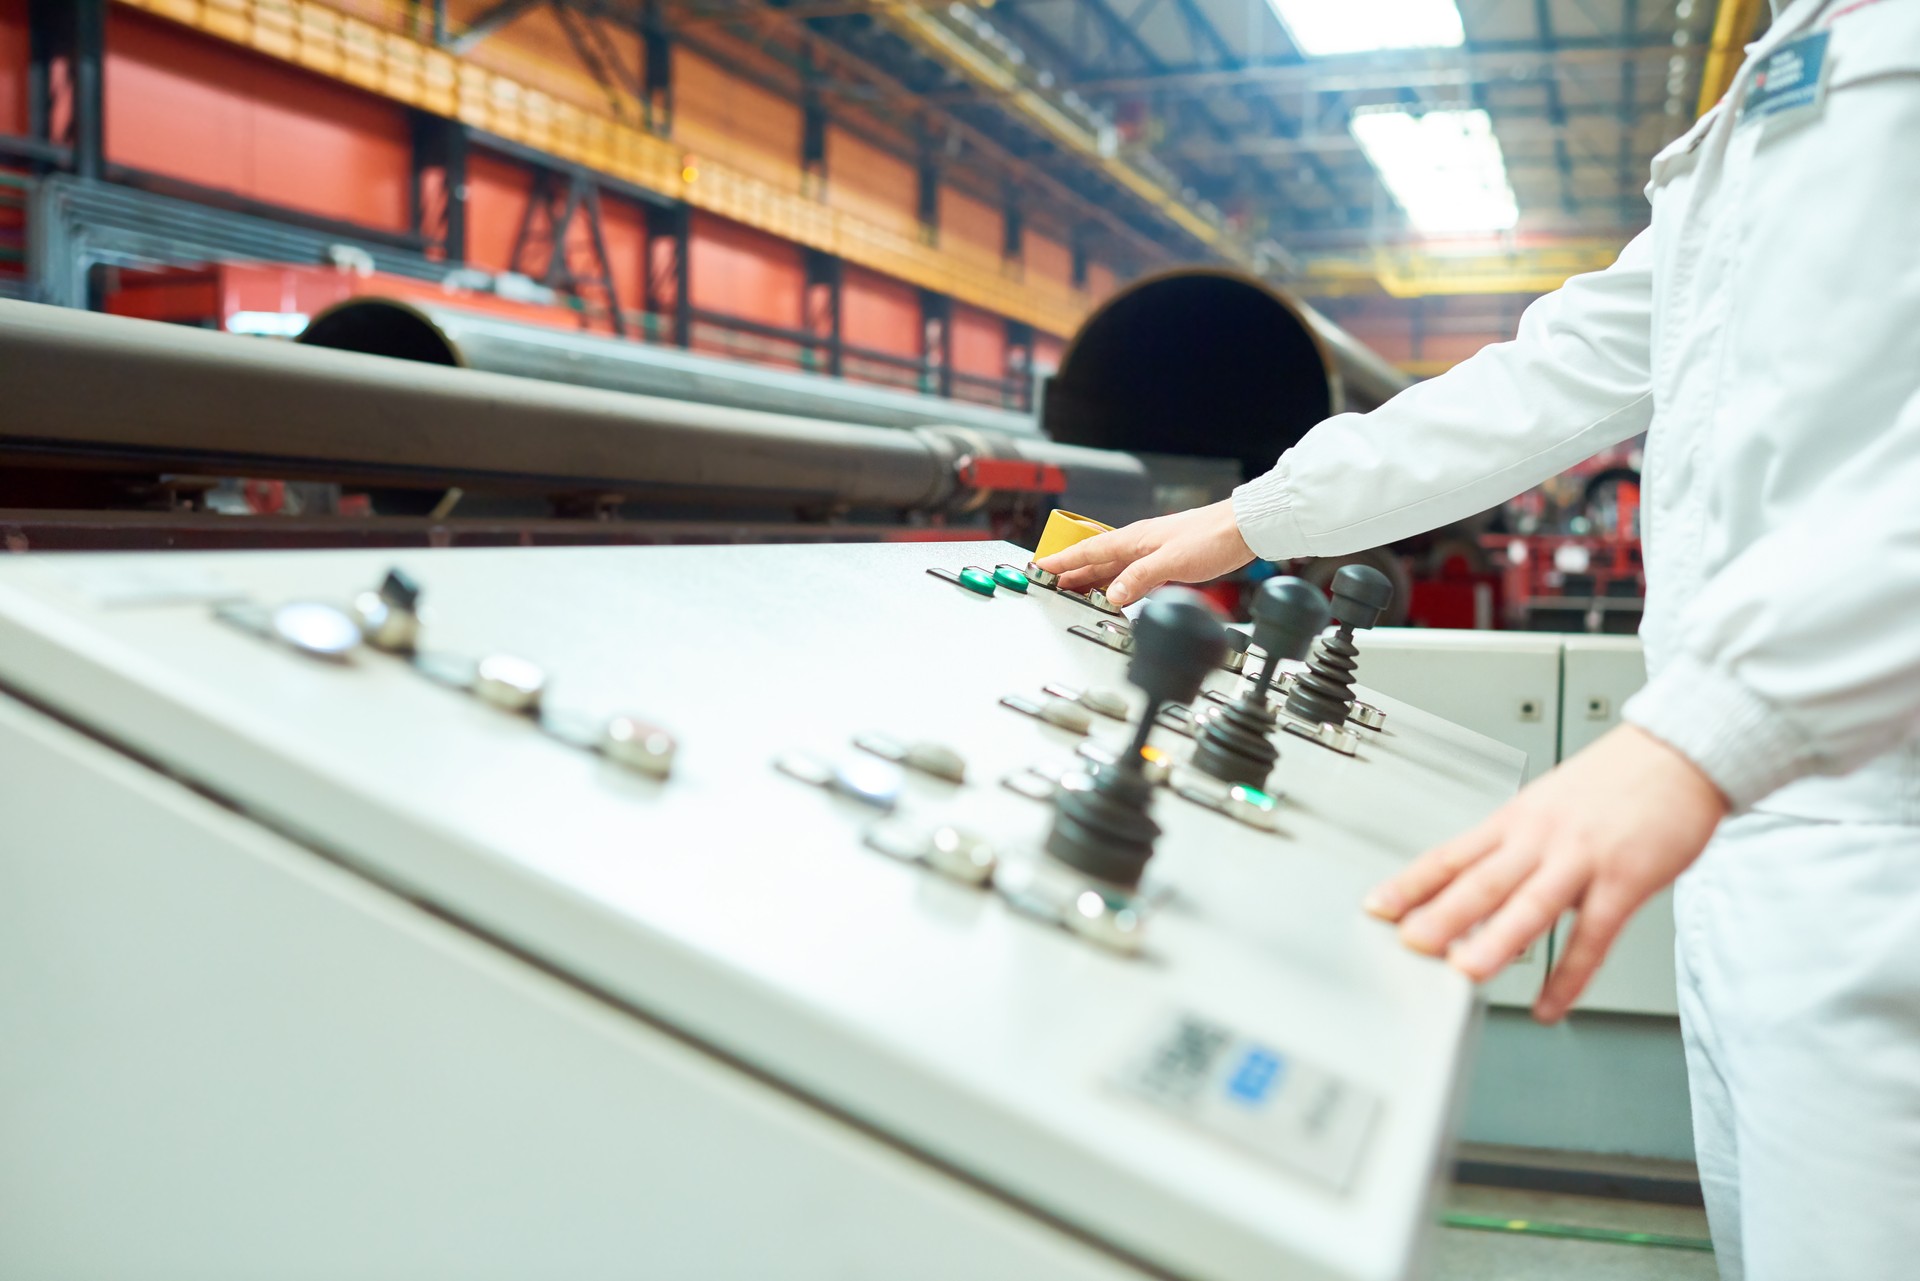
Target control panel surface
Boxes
[0,542,1524,1281]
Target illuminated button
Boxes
[957,567,997,597]
[269,601,361,661]
[1226,783,1281,831]
[603,716,676,778]
[992,566,1030,593]
[473,654,546,713]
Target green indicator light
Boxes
[957,567,998,597]
[1231,785,1276,809]
[992,566,1030,592]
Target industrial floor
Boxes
[1434,1184,1717,1280]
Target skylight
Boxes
[1267,0,1466,57]
[1349,107,1519,235]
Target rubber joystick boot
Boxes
[1047,589,1227,887]
[1192,578,1332,788]
[1284,564,1393,729]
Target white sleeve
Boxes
[1231,229,1657,560]
[1621,420,1920,809]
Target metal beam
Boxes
[1068,39,1709,97]
[1696,0,1768,116]
[447,0,543,53]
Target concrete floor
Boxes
[1433,1184,1718,1280]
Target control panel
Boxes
[0,541,1524,1281]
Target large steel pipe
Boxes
[1042,269,1411,483]
[299,298,1041,438]
[0,301,1150,516]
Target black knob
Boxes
[1189,577,1329,789]
[1330,564,1392,630]
[1251,577,1333,671]
[1046,588,1227,889]
[1126,589,1229,710]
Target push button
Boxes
[958,567,998,596]
[992,566,1030,592]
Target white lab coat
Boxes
[1231,1,1920,1274]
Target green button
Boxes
[992,566,1030,592]
[957,567,997,597]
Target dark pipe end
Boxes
[300,299,461,367]
[1043,270,1335,483]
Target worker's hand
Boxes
[1033,499,1255,607]
[1365,724,1728,1023]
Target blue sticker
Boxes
[1741,31,1830,123]
[1226,1047,1286,1106]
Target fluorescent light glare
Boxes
[1349,107,1519,234]
[1267,0,1465,56]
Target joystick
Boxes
[1190,578,1332,789]
[1284,564,1393,729]
[1045,589,1227,888]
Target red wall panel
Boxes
[689,212,804,329]
[674,49,802,188]
[105,11,411,231]
[841,265,919,358]
[1086,262,1119,302]
[1033,333,1066,373]
[0,0,27,137]
[950,303,1006,379]
[465,152,534,274]
[939,186,1002,265]
[600,194,647,311]
[826,127,917,238]
[1025,231,1071,287]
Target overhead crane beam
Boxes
[1298,240,1628,300]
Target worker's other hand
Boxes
[1364,724,1728,1023]
[1033,499,1255,607]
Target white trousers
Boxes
[1674,811,1920,1280]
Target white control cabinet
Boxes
[1351,630,1675,1017]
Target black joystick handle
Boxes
[1123,589,1229,750]
[1330,563,1392,630]
[1190,577,1330,788]
[1285,563,1395,729]
[1047,588,1228,887]
[1247,577,1334,701]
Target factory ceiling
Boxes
[438,0,1769,289]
